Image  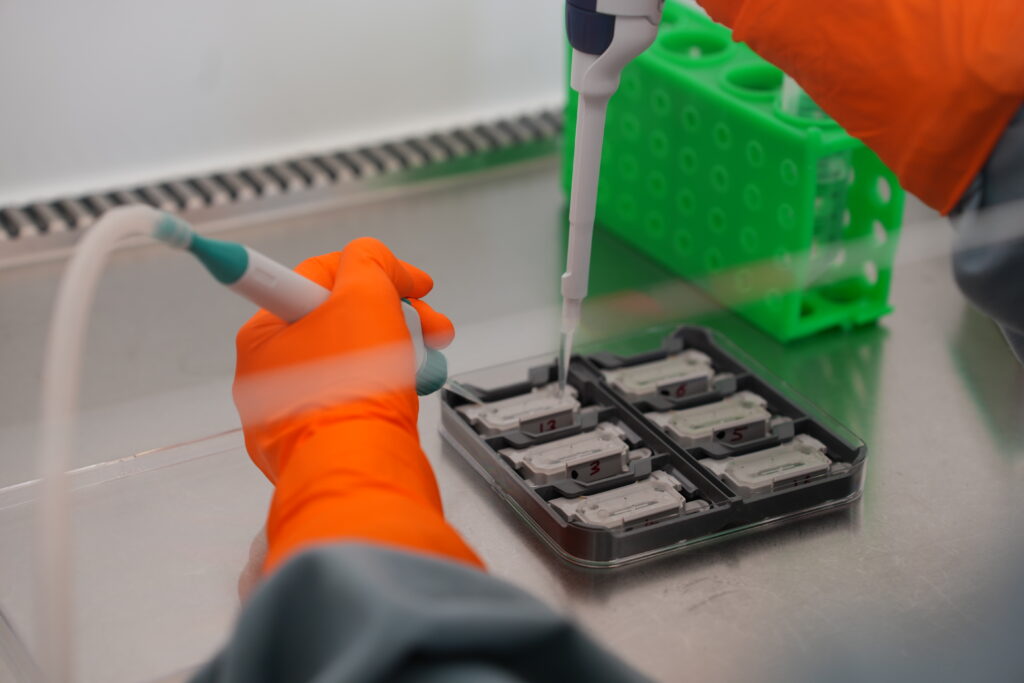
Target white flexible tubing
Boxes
[36,205,160,683]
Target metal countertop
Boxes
[1,159,1023,682]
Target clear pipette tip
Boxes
[558,297,582,397]
[445,379,485,405]
[557,328,575,396]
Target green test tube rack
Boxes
[563,1,905,342]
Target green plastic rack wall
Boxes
[563,2,905,342]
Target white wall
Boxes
[0,0,566,205]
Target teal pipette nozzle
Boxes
[186,234,249,284]
[153,213,248,284]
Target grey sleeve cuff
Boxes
[190,544,648,683]
[951,105,1024,363]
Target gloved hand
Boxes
[698,0,1024,214]
[233,237,482,573]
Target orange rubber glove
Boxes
[233,237,483,574]
[698,0,1024,214]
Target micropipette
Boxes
[559,0,663,392]
[151,210,448,395]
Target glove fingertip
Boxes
[294,252,342,290]
[398,259,434,299]
[406,298,455,349]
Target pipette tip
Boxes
[557,329,575,396]
[445,379,485,405]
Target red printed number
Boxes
[674,384,688,398]
[538,419,558,433]
[590,461,601,476]
[729,426,748,443]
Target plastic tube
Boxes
[779,76,853,285]
[35,205,161,682]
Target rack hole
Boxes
[864,261,879,285]
[723,64,784,97]
[781,159,799,186]
[647,172,667,197]
[713,123,733,149]
[650,131,669,158]
[711,166,730,193]
[709,208,727,233]
[658,30,731,61]
[682,106,701,132]
[677,190,696,216]
[747,142,765,167]
[873,220,888,245]
[646,213,667,238]
[679,147,698,174]
[675,230,693,255]
[705,248,724,270]
[621,115,640,140]
[876,176,893,206]
[652,89,671,115]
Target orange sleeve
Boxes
[698,0,1024,213]
[262,419,484,573]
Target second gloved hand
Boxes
[698,0,1024,214]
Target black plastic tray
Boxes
[440,326,866,568]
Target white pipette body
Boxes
[560,0,663,390]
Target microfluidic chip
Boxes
[699,434,834,496]
[550,471,708,529]
[602,350,715,400]
[499,423,646,486]
[647,391,772,449]
[457,384,580,436]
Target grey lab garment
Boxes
[191,544,649,683]
[952,105,1024,363]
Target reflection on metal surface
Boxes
[0,606,39,683]
[0,430,259,683]
[951,306,1024,459]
